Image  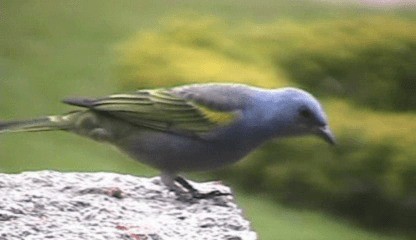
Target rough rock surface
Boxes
[0,171,256,240]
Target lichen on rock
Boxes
[0,171,256,240]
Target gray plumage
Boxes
[0,83,335,198]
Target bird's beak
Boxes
[316,125,336,145]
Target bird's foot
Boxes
[190,189,231,199]
[174,176,231,200]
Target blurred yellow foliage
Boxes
[327,100,416,148]
[116,15,289,89]
[245,16,416,111]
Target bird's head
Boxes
[266,88,336,145]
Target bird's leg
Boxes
[174,176,230,199]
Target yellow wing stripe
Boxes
[193,103,238,125]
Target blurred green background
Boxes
[1,1,415,239]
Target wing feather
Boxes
[64,88,238,136]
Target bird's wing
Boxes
[63,88,240,137]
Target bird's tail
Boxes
[0,112,78,134]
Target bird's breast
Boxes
[117,127,262,173]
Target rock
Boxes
[0,171,257,240]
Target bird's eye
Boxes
[299,108,312,119]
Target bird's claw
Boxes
[191,190,231,199]
[173,175,231,200]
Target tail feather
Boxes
[0,115,72,133]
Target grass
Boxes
[236,193,407,240]
[0,1,411,239]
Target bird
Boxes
[0,83,335,199]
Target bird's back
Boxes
[170,83,262,111]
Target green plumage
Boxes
[0,115,72,133]
[0,88,238,138]
[63,88,238,136]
